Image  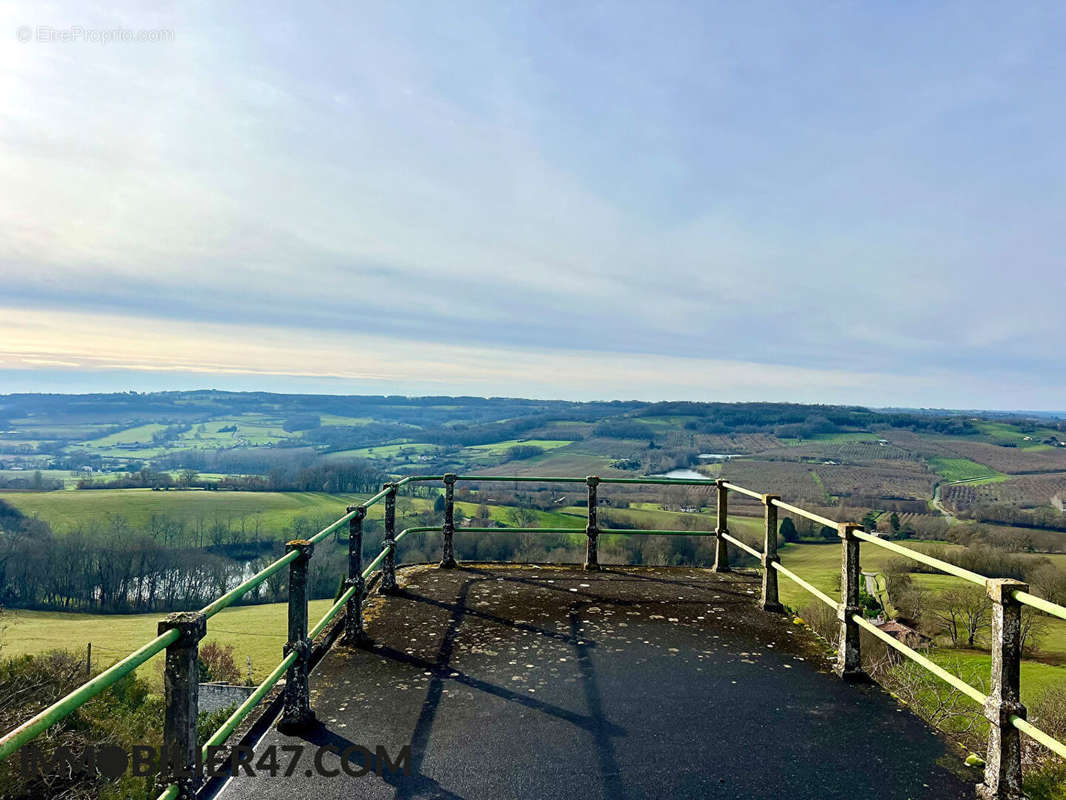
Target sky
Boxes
[1,2,1064,408]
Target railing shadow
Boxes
[365,571,629,799]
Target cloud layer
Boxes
[2,2,1064,407]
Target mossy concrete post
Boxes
[584,475,600,571]
[157,611,206,799]
[381,483,399,594]
[279,539,315,733]
[341,506,370,647]
[978,578,1028,800]
[440,474,458,569]
[761,495,783,612]
[713,480,730,573]
[835,523,865,681]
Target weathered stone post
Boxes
[341,506,370,647]
[978,578,1028,800]
[157,611,206,799]
[713,480,730,573]
[584,476,600,571]
[279,539,315,733]
[440,473,458,569]
[761,495,784,612]
[381,482,399,594]
[836,522,865,681]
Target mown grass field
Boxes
[929,650,1066,704]
[0,489,364,532]
[974,421,1064,450]
[460,439,573,456]
[928,456,1007,483]
[84,423,167,447]
[1,599,337,689]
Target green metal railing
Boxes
[2,471,1065,800]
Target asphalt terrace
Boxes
[218,564,972,800]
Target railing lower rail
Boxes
[1,473,1064,800]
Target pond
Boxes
[649,469,711,480]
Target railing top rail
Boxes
[852,530,986,586]
[453,474,723,486]
[769,498,839,529]
[1014,590,1066,621]
[720,481,763,500]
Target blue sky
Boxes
[1,2,1064,407]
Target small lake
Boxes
[698,453,740,460]
[649,469,711,480]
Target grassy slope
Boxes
[929,457,1007,483]
[2,599,336,689]
[0,489,364,531]
[85,423,167,446]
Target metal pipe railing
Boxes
[3,470,1065,800]
[853,530,986,586]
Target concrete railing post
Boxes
[584,475,600,571]
[279,539,315,733]
[761,495,783,612]
[157,611,206,799]
[381,482,399,594]
[341,506,370,647]
[978,578,1028,800]
[440,474,458,569]
[713,480,730,573]
[836,522,865,681]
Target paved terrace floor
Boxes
[219,565,971,800]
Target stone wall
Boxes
[199,682,256,714]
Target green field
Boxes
[461,439,573,456]
[1,599,336,688]
[327,442,435,460]
[0,489,378,535]
[929,457,1007,483]
[929,650,1066,704]
[975,422,1065,450]
[85,424,167,447]
[771,539,960,611]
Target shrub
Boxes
[505,445,544,461]
[199,642,243,684]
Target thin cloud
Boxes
[0,2,1063,405]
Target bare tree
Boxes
[931,587,989,648]
[1020,608,1047,656]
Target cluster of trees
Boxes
[593,419,655,440]
[77,459,384,495]
[156,446,316,475]
[505,445,544,461]
[621,401,981,438]
[779,516,836,542]
[0,499,365,612]
[150,423,191,444]
[281,413,321,432]
[0,470,64,490]
[959,503,1066,533]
